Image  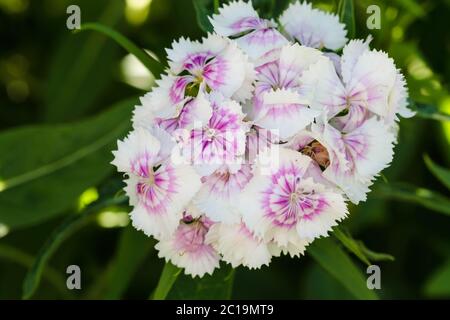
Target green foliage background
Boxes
[0,0,449,299]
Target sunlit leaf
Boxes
[308,238,378,300]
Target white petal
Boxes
[206,222,272,269]
[255,88,319,139]
[111,128,160,173]
[300,57,347,118]
[346,50,397,117]
[341,36,372,85]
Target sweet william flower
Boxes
[156,209,220,277]
[301,38,414,128]
[250,44,324,139]
[210,0,288,60]
[240,148,348,244]
[310,117,396,204]
[194,164,253,224]
[112,128,201,239]
[177,92,249,176]
[280,1,348,51]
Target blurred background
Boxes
[0,0,449,299]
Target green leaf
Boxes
[308,238,378,300]
[337,0,355,39]
[193,0,215,32]
[410,101,450,122]
[78,23,164,77]
[0,98,137,230]
[357,242,395,263]
[166,264,235,299]
[101,226,154,299]
[376,183,450,216]
[44,1,124,122]
[333,228,371,266]
[22,196,127,299]
[425,259,450,297]
[0,243,71,299]
[424,154,450,190]
[334,228,394,265]
[152,262,182,300]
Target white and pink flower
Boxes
[113,0,412,277]
[210,0,288,60]
[156,211,220,277]
[112,128,201,239]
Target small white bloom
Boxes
[156,213,220,277]
[280,1,347,50]
[112,128,202,239]
[239,148,349,243]
[210,0,288,60]
[312,117,396,203]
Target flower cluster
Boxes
[112,1,414,277]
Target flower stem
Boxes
[151,262,181,300]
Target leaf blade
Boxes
[376,183,450,216]
[424,154,450,190]
[192,0,214,32]
[0,98,137,229]
[21,195,127,299]
[78,23,164,77]
[337,0,355,39]
[308,238,378,300]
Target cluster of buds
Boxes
[113,1,413,277]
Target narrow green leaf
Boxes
[357,242,395,263]
[0,98,137,229]
[308,238,378,300]
[101,226,154,299]
[21,196,127,299]
[0,244,71,299]
[44,1,124,122]
[192,0,215,32]
[166,265,235,299]
[376,183,450,216]
[334,228,394,265]
[424,154,450,190]
[152,262,182,300]
[425,259,450,297]
[78,23,164,77]
[333,228,371,266]
[410,101,450,122]
[337,0,355,39]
